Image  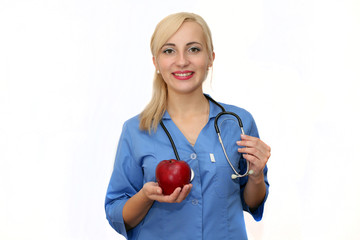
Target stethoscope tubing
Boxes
[160,121,181,161]
[207,96,252,178]
[213,110,252,178]
[160,95,252,179]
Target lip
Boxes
[172,71,194,80]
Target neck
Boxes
[167,90,208,118]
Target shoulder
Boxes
[215,101,259,136]
[121,114,154,140]
[219,102,255,122]
[121,114,149,138]
[122,114,141,130]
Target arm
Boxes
[237,134,271,209]
[105,122,192,233]
[105,122,146,236]
[122,186,154,230]
[243,172,267,209]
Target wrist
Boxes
[248,172,264,185]
[138,188,154,205]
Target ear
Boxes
[209,52,215,68]
[152,56,158,70]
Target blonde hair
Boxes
[139,12,214,133]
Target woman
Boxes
[105,12,270,240]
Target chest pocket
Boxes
[213,117,243,198]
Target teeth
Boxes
[174,72,192,77]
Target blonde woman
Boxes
[105,12,270,240]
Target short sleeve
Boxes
[104,122,144,238]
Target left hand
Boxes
[141,182,193,203]
[236,134,271,179]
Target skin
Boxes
[122,21,271,230]
[237,134,271,208]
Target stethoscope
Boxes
[160,94,253,180]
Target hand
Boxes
[236,134,271,180]
[141,182,192,203]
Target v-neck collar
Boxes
[161,94,222,121]
[160,95,224,148]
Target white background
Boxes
[1,0,359,239]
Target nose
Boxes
[175,52,189,67]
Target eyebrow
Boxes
[161,41,203,48]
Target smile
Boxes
[172,71,194,80]
[174,72,192,77]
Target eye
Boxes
[162,48,175,54]
[188,47,201,53]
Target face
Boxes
[153,21,214,96]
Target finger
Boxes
[242,152,260,164]
[143,182,161,199]
[243,152,268,170]
[246,135,271,155]
[152,187,180,203]
[154,186,162,195]
[238,147,267,162]
[152,186,164,196]
[237,138,271,158]
[166,187,182,202]
[237,138,261,148]
[242,155,263,176]
[240,134,258,141]
[175,184,192,202]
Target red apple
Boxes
[155,159,191,195]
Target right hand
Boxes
[141,182,192,203]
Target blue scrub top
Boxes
[105,98,269,240]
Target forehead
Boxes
[165,21,205,45]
